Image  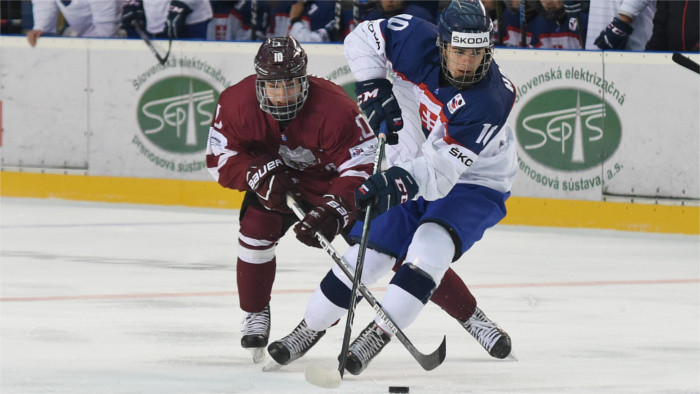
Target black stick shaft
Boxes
[336,132,385,377]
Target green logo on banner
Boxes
[516,89,621,171]
[137,77,219,153]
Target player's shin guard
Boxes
[430,267,477,321]
[391,261,477,322]
[376,262,437,332]
[303,246,396,331]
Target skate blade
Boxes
[262,358,283,372]
[305,361,342,388]
[249,348,266,364]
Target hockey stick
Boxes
[285,213,446,387]
[332,0,343,41]
[250,0,258,41]
[133,21,172,66]
[519,1,527,47]
[352,1,360,28]
[337,128,386,378]
[672,52,700,75]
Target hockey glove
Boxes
[355,166,418,219]
[121,0,146,30]
[594,17,633,50]
[165,0,193,39]
[294,195,351,248]
[563,1,582,19]
[355,78,403,145]
[246,156,298,212]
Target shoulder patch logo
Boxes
[447,94,465,114]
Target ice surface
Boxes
[1,198,698,393]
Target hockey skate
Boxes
[344,321,391,375]
[263,319,326,371]
[461,307,512,359]
[241,304,271,363]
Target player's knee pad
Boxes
[390,262,437,304]
[238,206,283,264]
[333,244,395,288]
[404,222,454,284]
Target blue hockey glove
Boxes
[355,166,418,219]
[594,17,634,50]
[121,0,145,30]
[165,0,193,38]
[355,78,403,145]
[563,1,582,18]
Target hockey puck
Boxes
[389,387,409,393]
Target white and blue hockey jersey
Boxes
[344,15,518,200]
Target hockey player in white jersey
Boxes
[266,0,517,375]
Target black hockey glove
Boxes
[355,78,403,145]
[165,0,193,39]
[563,1,582,19]
[294,195,351,248]
[355,166,418,219]
[121,0,146,30]
[246,156,299,213]
[594,17,634,50]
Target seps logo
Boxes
[515,88,621,171]
[137,76,219,153]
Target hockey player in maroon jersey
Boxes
[205,35,377,363]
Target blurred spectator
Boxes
[586,0,655,50]
[120,0,213,39]
[27,0,120,47]
[269,0,340,42]
[207,0,270,41]
[645,0,699,52]
[498,0,542,47]
[360,0,436,24]
[532,0,587,48]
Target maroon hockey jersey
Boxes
[206,75,376,209]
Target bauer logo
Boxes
[137,77,219,154]
[515,88,621,171]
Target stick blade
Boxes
[305,361,342,388]
[417,335,447,371]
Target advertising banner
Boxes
[1,37,697,201]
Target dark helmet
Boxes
[254,36,309,121]
[437,0,494,89]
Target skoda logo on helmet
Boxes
[451,31,491,48]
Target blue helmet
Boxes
[437,0,494,89]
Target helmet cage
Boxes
[438,39,494,90]
[255,75,310,122]
[437,0,494,89]
[254,36,309,121]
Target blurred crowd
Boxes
[1,0,697,52]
